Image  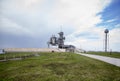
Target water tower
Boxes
[104,29,109,52]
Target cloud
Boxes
[0,16,33,36]
[109,27,120,44]
[106,18,117,23]
[1,0,112,33]
[65,27,105,50]
[1,0,119,51]
[47,0,111,27]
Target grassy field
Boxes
[0,52,120,81]
[86,51,120,58]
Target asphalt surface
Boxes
[77,53,120,67]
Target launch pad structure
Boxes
[47,31,75,52]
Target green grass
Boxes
[0,52,120,81]
[86,51,120,58]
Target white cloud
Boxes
[109,28,120,44]
[0,16,33,36]
[1,0,112,32]
[65,27,105,50]
[1,0,119,51]
[47,0,111,29]
[106,18,117,23]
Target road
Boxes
[77,53,120,67]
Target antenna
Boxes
[108,34,109,50]
[103,37,104,50]
[60,25,62,32]
[47,42,50,48]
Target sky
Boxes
[0,0,120,51]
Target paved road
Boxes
[77,53,120,67]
